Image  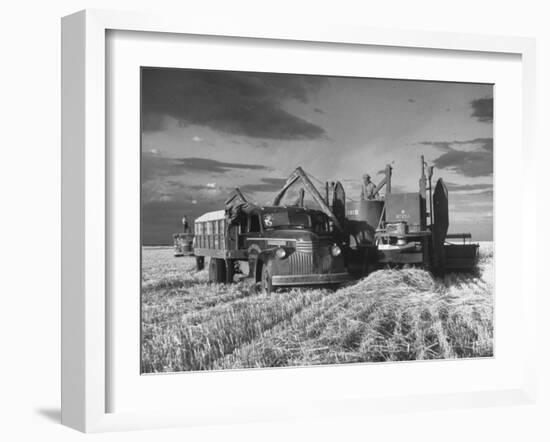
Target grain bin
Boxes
[346,199,384,243]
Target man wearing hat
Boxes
[360,173,376,200]
[181,215,190,233]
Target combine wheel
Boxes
[195,256,205,271]
[208,258,226,283]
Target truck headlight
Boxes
[330,244,342,257]
[275,247,287,259]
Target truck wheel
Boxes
[208,258,226,283]
[195,256,205,271]
[225,259,235,284]
[261,261,273,294]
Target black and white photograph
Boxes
[4,0,548,439]
[140,67,494,373]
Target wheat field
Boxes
[141,242,493,373]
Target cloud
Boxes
[176,157,268,173]
[141,112,167,132]
[408,98,416,103]
[419,141,455,151]
[478,189,493,196]
[446,182,493,192]
[470,97,493,123]
[192,136,203,142]
[240,177,287,193]
[433,149,492,177]
[142,154,269,181]
[141,68,326,140]
[419,138,493,177]
[448,190,493,211]
[420,138,492,152]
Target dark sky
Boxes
[141,68,493,245]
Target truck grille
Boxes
[289,239,333,275]
[295,238,330,252]
[288,252,315,275]
[295,240,315,253]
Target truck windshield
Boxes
[262,211,329,232]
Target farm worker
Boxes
[182,215,190,233]
[360,174,376,200]
[293,188,305,206]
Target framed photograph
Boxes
[61,9,537,432]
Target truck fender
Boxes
[253,249,280,282]
[247,244,262,280]
[248,246,278,282]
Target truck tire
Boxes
[208,258,226,283]
[225,259,235,284]
[261,261,273,294]
[195,256,205,271]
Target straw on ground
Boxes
[141,243,493,373]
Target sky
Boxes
[141,68,493,245]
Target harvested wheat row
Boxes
[141,246,494,372]
[142,280,261,326]
[215,267,493,369]
[141,287,331,372]
[213,285,361,369]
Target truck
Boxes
[193,199,350,293]
[172,215,199,259]
[173,232,194,257]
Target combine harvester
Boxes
[191,156,478,291]
[345,156,478,276]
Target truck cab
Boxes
[193,205,350,293]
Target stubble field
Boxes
[141,243,493,373]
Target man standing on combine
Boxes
[360,174,376,200]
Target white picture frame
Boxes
[61,9,537,433]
